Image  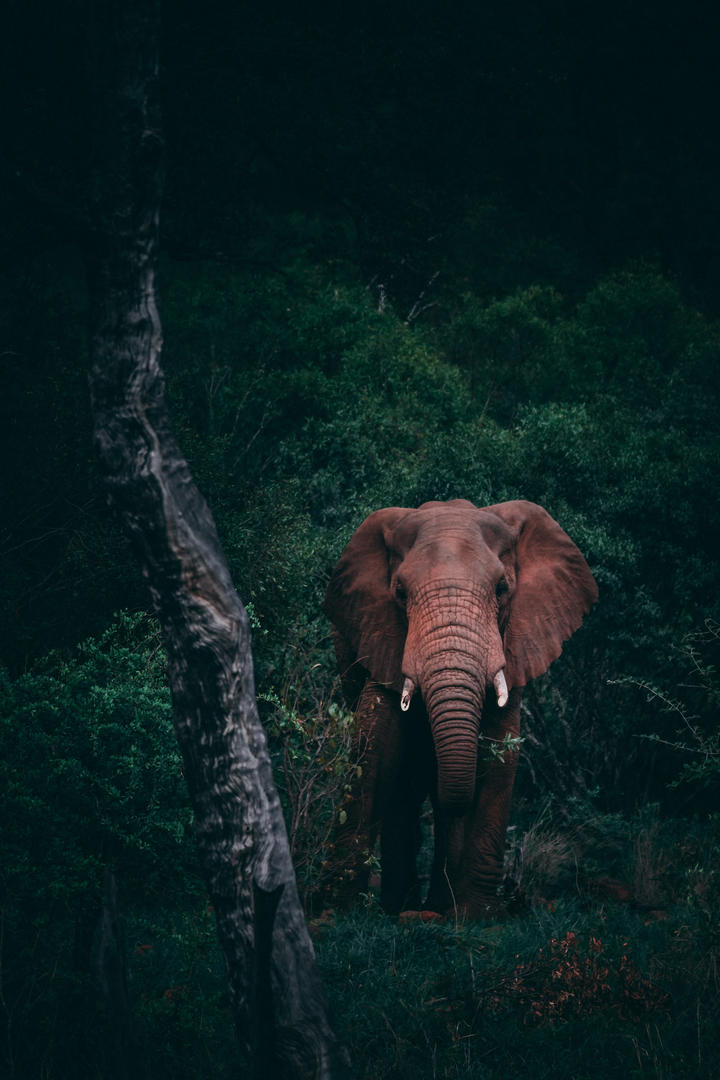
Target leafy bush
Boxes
[1,612,192,903]
[0,612,204,1079]
[623,620,720,786]
[260,656,357,909]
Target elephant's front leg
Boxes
[379,700,434,913]
[424,804,466,916]
[455,689,522,917]
[330,680,418,911]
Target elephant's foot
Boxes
[380,875,422,916]
[425,881,509,922]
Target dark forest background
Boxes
[1,3,719,1077]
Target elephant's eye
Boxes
[395,581,407,604]
[496,576,509,599]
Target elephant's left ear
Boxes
[485,500,598,688]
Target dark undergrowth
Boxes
[2,799,718,1078]
[316,892,718,1080]
[312,807,720,1080]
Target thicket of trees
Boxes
[2,3,719,1077]
[4,255,718,802]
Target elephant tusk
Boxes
[493,669,508,708]
[400,677,416,712]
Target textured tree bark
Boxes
[84,4,343,1076]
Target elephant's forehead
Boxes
[473,510,515,551]
[393,504,513,554]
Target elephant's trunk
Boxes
[424,676,483,812]
[405,587,507,812]
[409,589,502,813]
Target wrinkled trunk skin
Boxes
[410,588,499,814]
[423,669,484,812]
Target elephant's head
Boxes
[324,499,597,813]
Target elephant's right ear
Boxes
[324,508,410,693]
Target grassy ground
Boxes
[309,810,720,1080]
[114,809,720,1079]
[122,879,718,1079]
[314,901,712,1079]
[4,807,717,1079]
[313,898,716,1075]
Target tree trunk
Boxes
[84,4,343,1075]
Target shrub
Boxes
[612,618,720,802]
[0,612,201,1078]
[260,657,357,909]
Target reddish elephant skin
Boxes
[323,499,598,919]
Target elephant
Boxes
[323,498,598,918]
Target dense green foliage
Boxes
[5,250,718,806]
[1,613,191,905]
[0,615,214,1077]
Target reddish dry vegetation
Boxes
[487,931,669,1025]
[398,910,446,924]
